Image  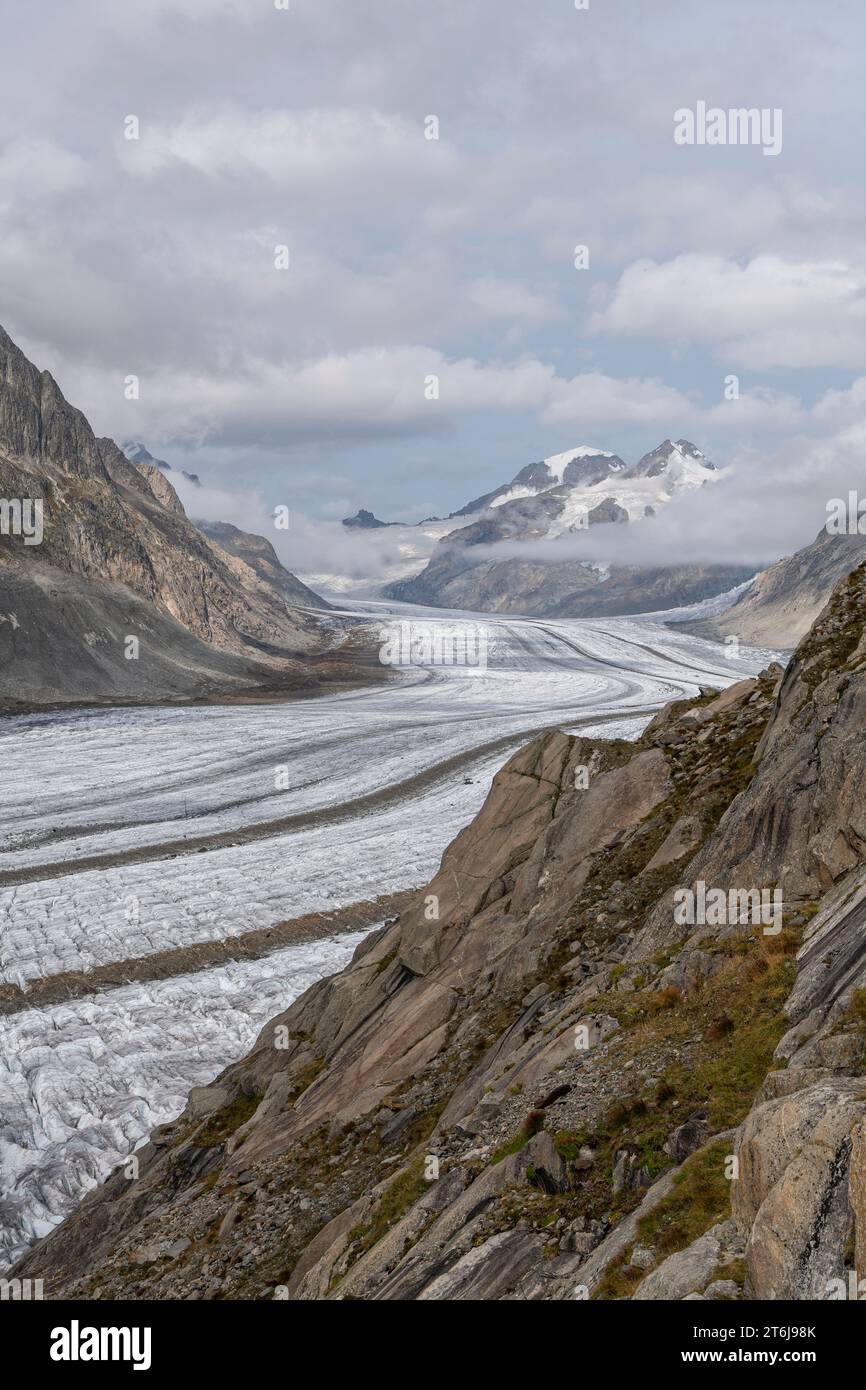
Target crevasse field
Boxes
[0,602,777,1268]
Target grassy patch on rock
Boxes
[195,1093,262,1148]
[595,1138,732,1299]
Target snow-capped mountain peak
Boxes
[486,445,627,510]
[626,438,716,482]
[541,444,620,483]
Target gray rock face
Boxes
[692,525,866,652]
[734,1079,866,1299]
[342,509,395,529]
[664,1112,710,1165]
[725,852,866,1300]
[196,521,330,610]
[634,562,866,956]
[0,324,336,705]
[634,1222,742,1301]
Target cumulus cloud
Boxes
[118,106,457,190]
[0,138,88,197]
[0,0,864,548]
[591,254,866,370]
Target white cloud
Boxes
[467,275,562,325]
[0,139,87,197]
[544,372,694,428]
[591,254,866,370]
[1,0,865,531]
[118,106,456,188]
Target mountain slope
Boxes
[197,521,330,611]
[18,565,866,1301]
[123,440,201,487]
[0,326,341,706]
[686,525,866,651]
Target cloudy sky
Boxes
[1,0,865,570]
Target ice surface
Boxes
[0,932,366,1269]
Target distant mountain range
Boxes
[385,438,753,617]
[334,442,866,644]
[4,316,860,683]
[0,326,343,708]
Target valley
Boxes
[0,601,775,1270]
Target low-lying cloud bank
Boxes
[172,415,866,589]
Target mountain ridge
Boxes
[682,524,866,651]
[0,325,355,707]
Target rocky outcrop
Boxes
[633,1220,744,1301]
[342,509,396,529]
[633,562,866,960]
[196,521,330,610]
[733,1076,866,1299]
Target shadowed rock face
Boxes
[15,565,866,1302]
[342,509,394,529]
[0,325,336,704]
[392,550,753,618]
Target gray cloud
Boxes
[1,0,864,558]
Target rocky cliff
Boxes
[14,565,866,1300]
[0,326,349,706]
